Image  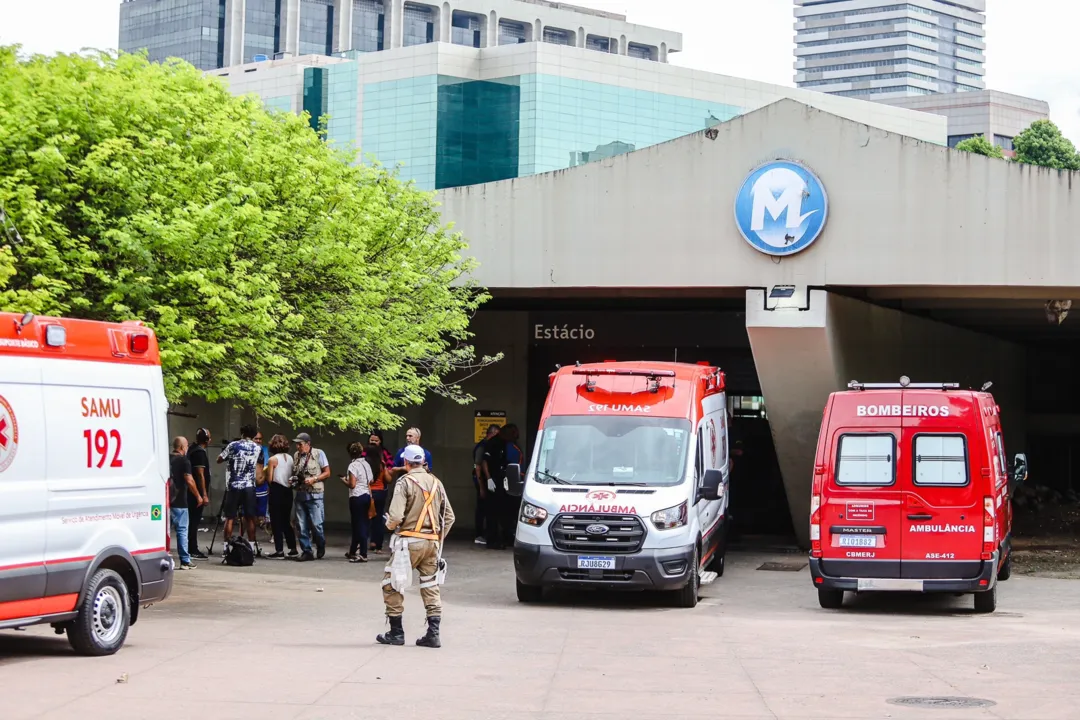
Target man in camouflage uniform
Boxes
[377,445,456,648]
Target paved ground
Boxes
[4,540,1080,720]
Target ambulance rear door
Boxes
[819,397,904,579]
[0,355,49,619]
[899,392,983,580]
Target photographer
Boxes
[292,433,330,561]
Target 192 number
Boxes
[84,429,123,468]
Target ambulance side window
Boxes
[835,433,896,486]
[994,432,1007,482]
[913,434,969,487]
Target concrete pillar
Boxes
[333,0,354,53]
[619,34,627,55]
[441,2,452,42]
[660,41,667,62]
[487,10,498,47]
[746,288,1026,548]
[534,18,542,44]
[386,0,405,49]
[577,26,584,48]
[223,0,246,66]
[281,0,301,56]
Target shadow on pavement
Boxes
[0,631,73,664]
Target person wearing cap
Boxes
[291,432,331,561]
[376,444,455,649]
[186,427,213,560]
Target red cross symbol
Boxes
[0,416,8,449]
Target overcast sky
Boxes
[1,0,1077,142]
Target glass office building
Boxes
[119,0,227,71]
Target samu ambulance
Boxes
[0,312,173,654]
[512,362,729,608]
[809,378,1027,614]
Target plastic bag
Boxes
[436,557,448,586]
[389,535,412,592]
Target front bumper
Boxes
[809,553,998,594]
[514,540,694,591]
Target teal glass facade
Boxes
[289,66,748,190]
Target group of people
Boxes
[472,423,524,551]
[167,424,440,568]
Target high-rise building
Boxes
[119,0,679,71]
[794,0,987,100]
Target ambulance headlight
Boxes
[519,501,548,527]
[651,501,688,530]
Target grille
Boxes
[558,569,635,582]
[550,514,646,554]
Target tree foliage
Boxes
[1013,119,1080,171]
[0,47,495,430]
[954,135,1004,159]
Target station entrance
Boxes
[522,308,794,541]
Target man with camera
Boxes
[377,445,455,649]
[292,432,330,561]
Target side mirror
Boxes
[700,468,724,501]
[506,464,523,497]
[1011,453,1028,489]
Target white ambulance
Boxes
[511,362,730,608]
[0,312,173,654]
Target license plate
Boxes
[838,535,877,548]
[857,578,924,591]
[577,556,615,570]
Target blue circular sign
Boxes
[733,160,829,256]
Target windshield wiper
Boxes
[535,469,570,485]
[599,481,648,487]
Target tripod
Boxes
[206,490,263,557]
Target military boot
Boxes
[376,616,405,646]
[415,616,441,648]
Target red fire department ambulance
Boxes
[809,378,1027,613]
[511,362,729,608]
[0,312,173,654]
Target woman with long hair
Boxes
[343,442,372,562]
[264,434,297,558]
[365,434,393,553]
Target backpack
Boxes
[223,536,255,567]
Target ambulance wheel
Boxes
[997,553,1012,581]
[817,588,844,610]
[973,586,997,614]
[68,569,130,656]
[673,548,700,608]
[516,580,543,603]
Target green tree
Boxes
[1012,119,1080,171]
[0,47,495,430]
[954,135,1004,159]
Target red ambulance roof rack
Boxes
[848,379,960,391]
[573,367,677,394]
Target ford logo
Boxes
[585,524,610,536]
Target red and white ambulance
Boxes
[511,362,729,608]
[0,312,173,654]
[808,378,1027,613]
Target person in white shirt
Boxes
[264,434,297,558]
[343,442,374,562]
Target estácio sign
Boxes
[533,323,595,341]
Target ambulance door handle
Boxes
[906,514,933,521]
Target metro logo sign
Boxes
[0,394,18,473]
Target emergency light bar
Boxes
[848,380,960,391]
[572,368,677,378]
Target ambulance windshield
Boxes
[533,416,691,486]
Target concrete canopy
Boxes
[438,98,1080,295]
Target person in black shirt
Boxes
[473,424,500,545]
[169,437,200,569]
[186,428,212,559]
[482,428,511,550]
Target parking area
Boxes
[3,542,1080,720]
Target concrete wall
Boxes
[879,90,1050,142]
[438,99,1080,293]
[747,289,1026,547]
[165,311,529,533]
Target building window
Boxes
[542,27,574,46]
[299,0,334,56]
[627,42,656,61]
[585,35,611,53]
[498,19,527,45]
[451,11,482,48]
[244,0,281,63]
[352,0,384,52]
[403,2,435,47]
[948,134,979,147]
[994,135,1015,152]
